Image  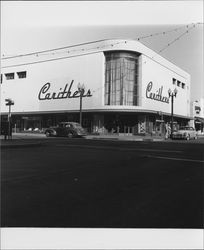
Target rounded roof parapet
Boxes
[99,39,190,78]
[1,38,190,78]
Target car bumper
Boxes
[172,134,186,139]
[77,134,87,137]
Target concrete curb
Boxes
[0,137,165,148]
[86,136,165,142]
[1,142,43,149]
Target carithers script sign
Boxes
[38,80,92,101]
[146,81,169,104]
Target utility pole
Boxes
[77,83,85,126]
[168,89,178,139]
[5,98,14,139]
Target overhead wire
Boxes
[1,22,201,60]
[92,24,199,94]
[152,24,197,58]
[1,22,201,96]
[136,24,189,41]
[1,39,109,60]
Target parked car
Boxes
[44,122,86,138]
[172,126,197,140]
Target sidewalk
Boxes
[86,133,165,142]
[0,132,166,148]
[1,132,204,149]
[0,133,45,148]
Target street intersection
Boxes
[1,136,204,228]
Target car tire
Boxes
[67,132,73,138]
[45,131,51,137]
[186,134,190,140]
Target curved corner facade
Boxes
[0,39,191,134]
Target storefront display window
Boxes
[105,51,139,106]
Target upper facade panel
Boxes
[1,39,190,79]
[1,39,191,117]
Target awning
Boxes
[156,119,164,123]
[195,117,204,124]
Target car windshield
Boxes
[59,122,83,129]
[71,123,83,129]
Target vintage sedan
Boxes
[172,126,197,140]
[44,122,86,138]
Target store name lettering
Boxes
[38,80,92,101]
[146,82,169,104]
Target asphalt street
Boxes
[1,138,204,228]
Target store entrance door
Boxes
[155,120,165,136]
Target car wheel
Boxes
[67,132,73,138]
[194,135,197,140]
[186,134,190,140]
[45,131,51,137]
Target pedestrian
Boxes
[165,123,169,139]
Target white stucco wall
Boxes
[192,98,204,118]
[140,55,190,117]
[1,39,191,118]
[1,53,104,113]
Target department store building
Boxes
[191,98,204,134]
[0,39,191,135]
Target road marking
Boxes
[125,148,182,153]
[145,155,204,163]
[56,144,183,153]
[2,167,81,183]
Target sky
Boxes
[1,0,203,102]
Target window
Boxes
[182,82,185,89]
[5,73,14,80]
[177,80,181,87]
[104,51,139,106]
[17,71,27,79]
[172,78,176,85]
[195,106,201,114]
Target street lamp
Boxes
[168,88,178,139]
[5,98,14,139]
[77,83,85,126]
